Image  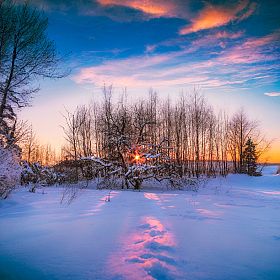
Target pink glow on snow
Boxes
[195,208,221,216]
[213,203,235,208]
[81,191,120,216]
[107,216,180,279]
[144,193,160,200]
[260,191,280,195]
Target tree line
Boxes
[62,85,270,181]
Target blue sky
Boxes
[16,0,280,161]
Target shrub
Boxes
[0,145,22,198]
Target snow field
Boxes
[0,165,279,279]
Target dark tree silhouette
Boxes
[0,0,68,146]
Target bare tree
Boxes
[61,107,84,182]
[0,1,67,145]
[20,126,36,163]
[59,86,273,190]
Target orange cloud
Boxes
[96,0,172,16]
[179,0,255,35]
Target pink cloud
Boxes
[218,50,267,64]
[96,0,174,16]
[71,51,220,89]
[72,28,280,92]
[264,92,280,97]
[217,30,280,65]
[145,44,157,53]
[237,2,258,22]
[72,53,174,87]
[209,30,244,39]
[179,0,256,35]
[243,29,280,48]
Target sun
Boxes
[135,155,140,160]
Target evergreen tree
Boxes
[243,138,259,176]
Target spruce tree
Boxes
[243,138,258,176]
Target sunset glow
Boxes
[15,0,280,163]
[2,4,280,279]
[179,1,256,34]
[96,0,170,15]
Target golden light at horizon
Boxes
[17,0,279,166]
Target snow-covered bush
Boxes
[21,160,37,183]
[21,161,57,187]
[0,145,22,199]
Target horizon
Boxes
[15,0,280,163]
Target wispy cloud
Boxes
[72,29,280,91]
[264,92,280,97]
[243,29,280,48]
[179,0,256,35]
[207,30,244,39]
[145,44,158,53]
[95,0,175,16]
[217,29,280,64]
[72,52,181,87]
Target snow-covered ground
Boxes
[0,165,279,280]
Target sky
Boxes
[16,0,280,162]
